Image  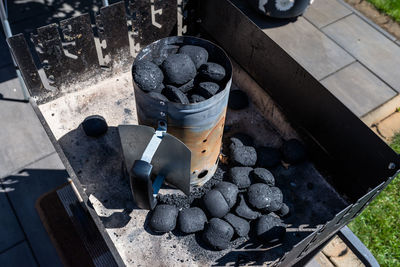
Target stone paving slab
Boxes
[0,241,37,267]
[321,62,397,117]
[253,15,356,80]
[0,191,25,252]
[323,14,400,92]
[0,66,25,100]
[1,153,69,267]
[0,101,55,178]
[304,0,352,28]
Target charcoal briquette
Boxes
[202,218,234,250]
[198,62,226,82]
[255,214,286,243]
[147,91,169,102]
[235,194,261,220]
[178,207,207,234]
[230,139,257,167]
[281,139,307,164]
[223,213,250,237]
[178,79,195,93]
[229,167,253,189]
[256,146,281,168]
[268,187,283,212]
[214,181,239,208]
[197,82,220,98]
[152,44,179,65]
[179,45,209,69]
[189,94,206,103]
[82,115,108,137]
[251,168,275,186]
[162,85,190,104]
[132,60,164,92]
[247,183,272,210]
[161,54,197,85]
[203,189,230,218]
[276,203,290,218]
[232,132,254,147]
[149,204,178,233]
[228,90,249,110]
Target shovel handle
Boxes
[130,160,156,210]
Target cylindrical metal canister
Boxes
[133,36,232,186]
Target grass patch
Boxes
[348,134,400,266]
[366,0,400,22]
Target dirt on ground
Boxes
[344,0,400,40]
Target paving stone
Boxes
[376,112,400,140]
[323,14,400,92]
[0,67,25,100]
[1,153,68,267]
[0,242,37,267]
[321,62,396,117]
[305,253,334,267]
[304,0,352,28]
[0,101,55,178]
[258,16,355,80]
[323,236,365,267]
[0,192,25,252]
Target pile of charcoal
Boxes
[132,44,227,104]
[148,136,307,251]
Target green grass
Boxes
[348,134,400,267]
[366,0,400,22]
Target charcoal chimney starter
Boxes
[133,36,232,186]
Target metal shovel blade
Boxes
[118,125,191,195]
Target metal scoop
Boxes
[118,120,191,210]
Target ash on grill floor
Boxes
[39,73,348,266]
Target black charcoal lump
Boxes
[247,184,283,212]
[224,213,250,237]
[197,82,220,99]
[202,218,234,250]
[178,79,195,93]
[189,94,206,103]
[235,194,261,220]
[269,187,284,212]
[247,183,273,210]
[179,45,209,69]
[82,115,108,137]
[132,60,164,92]
[147,91,169,102]
[199,62,226,82]
[149,204,178,233]
[162,85,190,104]
[161,54,197,85]
[178,207,207,234]
[230,167,253,189]
[255,214,286,243]
[256,146,281,168]
[232,132,254,147]
[203,189,230,218]
[277,203,290,218]
[214,181,239,208]
[281,139,307,164]
[251,168,275,186]
[228,90,249,110]
[230,138,257,167]
[152,44,179,65]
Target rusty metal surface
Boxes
[96,1,130,66]
[7,33,44,96]
[129,0,177,47]
[133,36,232,185]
